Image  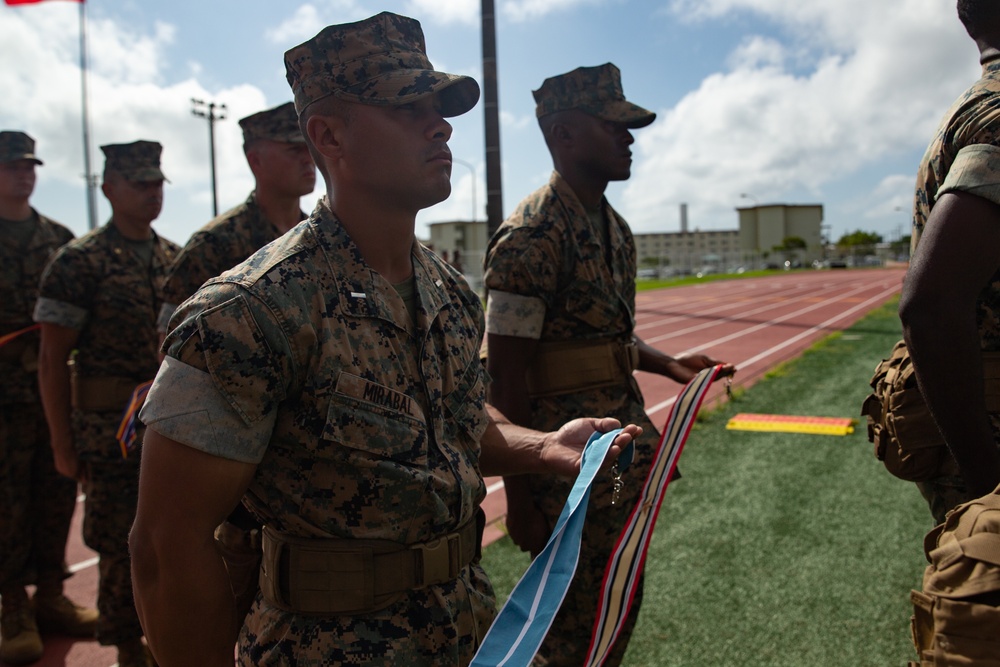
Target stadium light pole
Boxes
[452,158,477,222]
[191,98,227,217]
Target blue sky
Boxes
[0,0,981,246]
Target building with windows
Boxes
[634,203,824,274]
[424,202,825,287]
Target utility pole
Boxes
[481,0,504,239]
[191,98,227,217]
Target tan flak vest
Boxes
[909,488,1000,666]
[862,340,1000,482]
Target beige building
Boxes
[633,229,746,275]
[737,203,824,265]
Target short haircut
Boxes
[958,0,1000,39]
[297,97,353,177]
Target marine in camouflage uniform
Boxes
[157,101,314,332]
[130,15,640,666]
[902,1,1000,525]
[147,207,495,665]
[35,140,177,667]
[0,130,97,665]
[484,65,733,666]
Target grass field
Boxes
[480,297,932,666]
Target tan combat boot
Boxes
[33,589,99,637]
[116,638,156,667]
[0,588,44,665]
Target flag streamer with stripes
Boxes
[116,380,153,458]
[584,364,721,666]
[0,324,40,349]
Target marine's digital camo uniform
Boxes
[142,202,495,665]
[158,101,308,331]
[0,206,75,597]
[911,58,1000,523]
[34,222,178,644]
[157,192,304,331]
[484,171,657,665]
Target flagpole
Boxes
[79,0,97,230]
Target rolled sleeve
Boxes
[33,297,87,329]
[940,144,1000,207]
[485,290,545,339]
[139,355,274,463]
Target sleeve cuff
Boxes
[140,355,274,464]
[485,290,546,339]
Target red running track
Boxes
[479,267,906,544]
[26,267,905,667]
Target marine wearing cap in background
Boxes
[485,61,734,666]
[35,136,176,667]
[156,100,315,626]
[0,131,95,665]
[238,102,303,144]
[101,140,167,182]
[533,62,656,128]
[157,102,314,334]
[0,131,44,165]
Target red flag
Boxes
[4,0,84,5]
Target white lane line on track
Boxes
[635,288,818,332]
[69,556,99,573]
[640,281,878,344]
[652,279,899,351]
[645,283,901,417]
[634,275,902,334]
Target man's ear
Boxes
[306,113,344,161]
[244,146,263,174]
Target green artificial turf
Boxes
[480,298,932,666]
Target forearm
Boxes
[902,296,1000,495]
[131,531,238,666]
[636,337,676,377]
[37,351,73,452]
[479,406,552,477]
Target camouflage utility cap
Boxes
[239,102,304,144]
[101,140,167,182]
[534,63,656,129]
[0,130,43,165]
[284,11,480,118]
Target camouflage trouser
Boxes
[82,457,143,645]
[0,402,77,594]
[528,466,646,667]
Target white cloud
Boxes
[501,0,605,22]
[500,109,533,131]
[406,0,479,25]
[265,1,369,45]
[621,0,979,234]
[0,6,270,240]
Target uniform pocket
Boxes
[323,372,427,465]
